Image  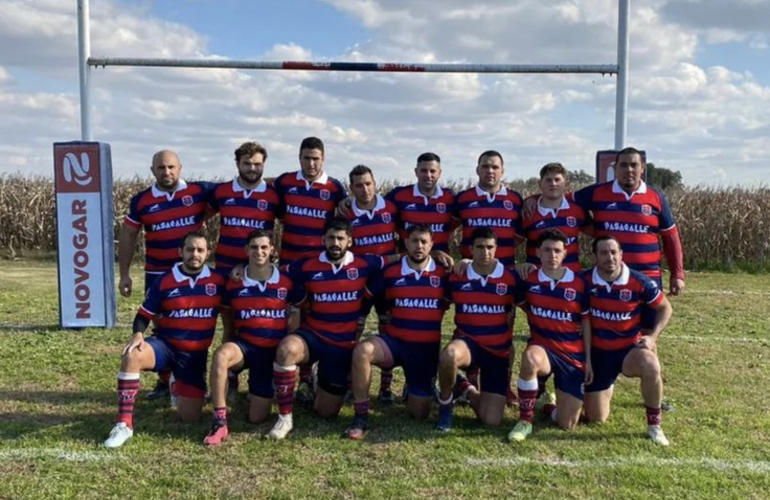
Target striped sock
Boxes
[117,372,141,429]
[517,378,538,423]
[353,399,370,417]
[379,369,393,392]
[646,406,662,427]
[274,363,297,416]
[213,407,227,425]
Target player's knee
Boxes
[121,349,143,370]
[521,348,543,372]
[315,404,341,419]
[276,338,301,363]
[211,349,231,370]
[440,346,459,368]
[480,412,503,427]
[640,354,661,379]
[557,415,579,431]
[353,341,375,364]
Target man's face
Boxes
[414,161,442,193]
[471,237,497,266]
[246,236,272,267]
[594,239,623,274]
[180,236,209,272]
[476,155,504,190]
[537,240,566,271]
[539,172,567,201]
[151,152,182,190]
[405,230,433,264]
[614,152,645,191]
[299,148,324,181]
[237,153,265,185]
[324,229,352,261]
[351,173,376,205]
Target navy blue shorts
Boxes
[585,345,636,393]
[232,339,277,399]
[377,335,439,398]
[540,346,584,401]
[295,329,352,396]
[455,337,510,397]
[146,337,207,398]
[144,271,164,295]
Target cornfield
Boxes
[1,173,768,271]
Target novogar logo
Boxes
[63,152,93,186]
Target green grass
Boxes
[1,263,770,499]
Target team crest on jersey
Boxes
[257,199,268,211]
[347,268,359,280]
[496,283,508,295]
[641,204,652,216]
[503,200,514,211]
[436,203,447,214]
[320,189,331,201]
[382,212,392,223]
[566,216,577,227]
[205,283,217,296]
[619,289,632,302]
[430,276,441,288]
[182,195,194,207]
[564,288,577,301]
[277,287,288,300]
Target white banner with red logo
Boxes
[54,142,116,328]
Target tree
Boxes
[646,163,683,190]
[567,169,595,188]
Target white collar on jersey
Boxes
[400,255,436,280]
[243,264,280,292]
[352,194,386,219]
[475,183,508,202]
[319,250,355,274]
[411,183,444,202]
[612,179,648,200]
[537,195,570,218]
[296,170,329,188]
[151,179,188,201]
[171,262,212,288]
[591,263,630,292]
[467,260,504,287]
[232,177,267,197]
[537,267,575,291]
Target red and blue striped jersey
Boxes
[454,185,524,266]
[345,195,398,256]
[285,251,382,350]
[516,268,589,369]
[373,257,449,344]
[572,180,677,281]
[210,179,280,270]
[138,264,225,351]
[583,264,664,351]
[386,184,456,253]
[449,261,518,358]
[124,180,214,272]
[274,171,346,264]
[221,266,301,348]
[521,196,587,273]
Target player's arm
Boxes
[431,249,454,268]
[118,223,140,298]
[636,295,672,351]
[581,315,593,385]
[657,191,685,295]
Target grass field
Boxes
[1,261,770,499]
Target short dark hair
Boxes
[470,227,497,244]
[324,217,352,235]
[234,142,267,163]
[539,162,567,179]
[406,223,433,238]
[246,229,274,246]
[616,147,644,162]
[300,137,324,155]
[537,228,568,247]
[592,234,622,254]
[181,230,209,249]
[478,150,504,166]
[417,152,441,164]
[349,164,374,185]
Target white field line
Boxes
[0,448,121,462]
[466,456,770,473]
[684,290,770,296]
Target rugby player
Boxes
[105,232,225,448]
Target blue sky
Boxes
[1,0,768,186]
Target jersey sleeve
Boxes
[333,178,348,203]
[578,275,590,315]
[124,193,142,228]
[570,185,593,210]
[138,279,162,319]
[639,274,663,307]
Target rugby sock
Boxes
[116,372,141,429]
[353,399,370,418]
[158,369,171,385]
[646,406,662,427]
[379,369,393,392]
[299,364,313,385]
[213,407,227,426]
[274,363,297,415]
[517,378,538,423]
[543,404,558,422]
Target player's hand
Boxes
[635,335,657,351]
[336,196,354,217]
[432,250,454,268]
[122,332,145,356]
[230,264,245,281]
[669,277,685,296]
[119,275,133,297]
[452,258,472,276]
[514,263,537,279]
[584,361,594,386]
[522,197,538,218]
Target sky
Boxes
[0,0,768,186]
